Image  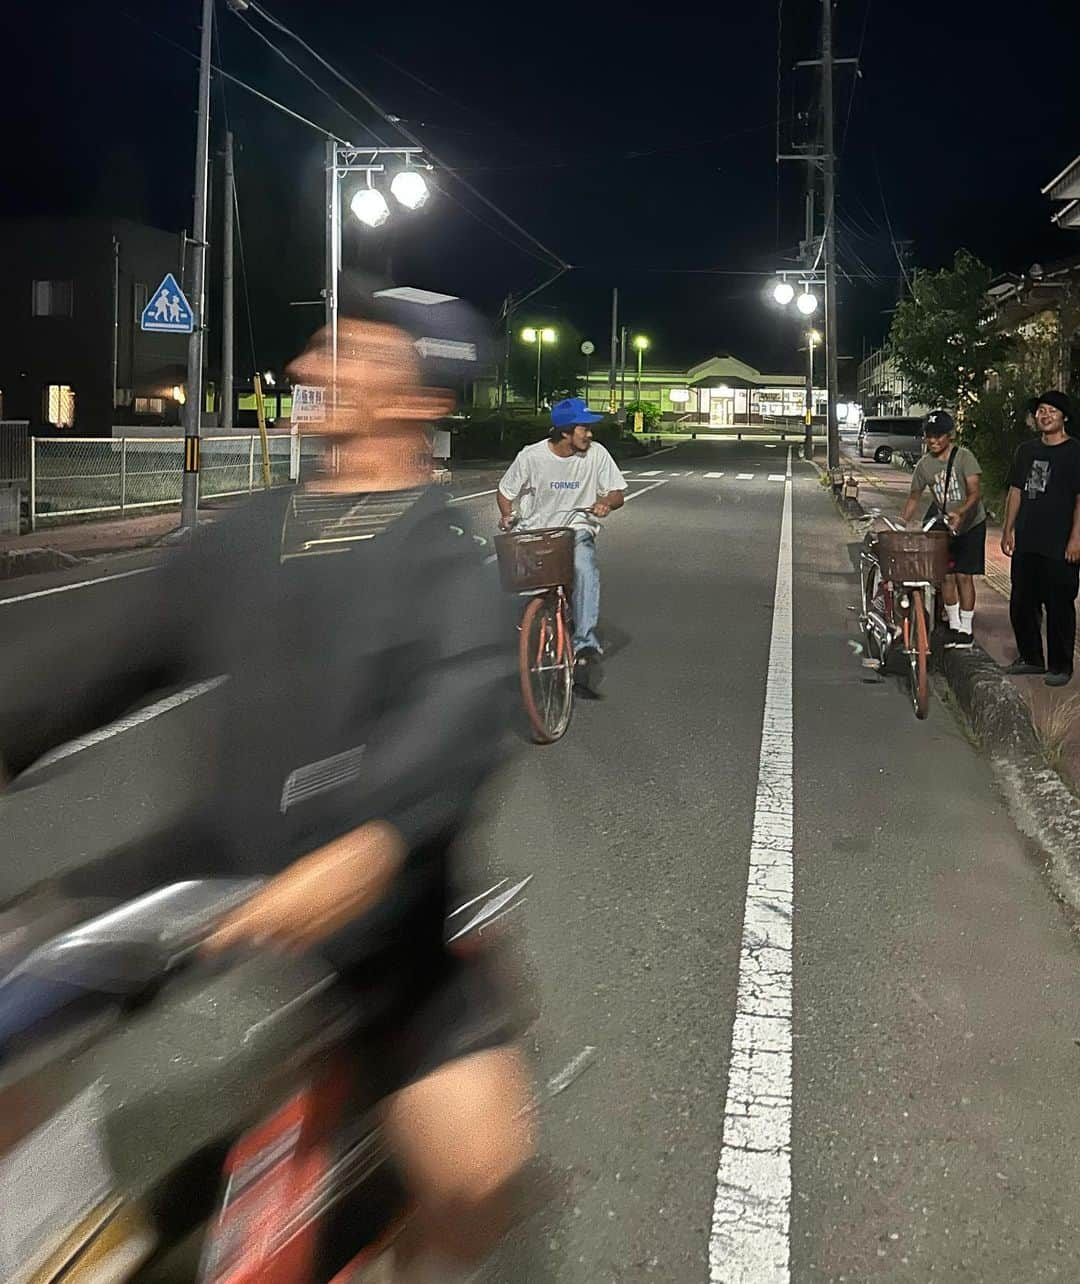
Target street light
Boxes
[796,289,819,316]
[773,281,795,305]
[522,326,557,413]
[350,184,390,228]
[390,169,430,210]
[633,334,650,403]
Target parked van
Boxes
[857,416,924,463]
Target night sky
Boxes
[8,0,1080,388]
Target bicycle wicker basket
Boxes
[875,529,950,584]
[494,527,575,592]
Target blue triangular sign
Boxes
[141,273,194,334]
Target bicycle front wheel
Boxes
[908,587,930,720]
[519,594,574,744]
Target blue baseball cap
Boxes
[551,397,604,429]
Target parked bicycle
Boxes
[859,513,950,719]
[494,520,577,744]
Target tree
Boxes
[624,399,661,430]
[887,250,1015,416]
[508,319,584,407]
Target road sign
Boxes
[141,274,194,334]
[580,340,595,356]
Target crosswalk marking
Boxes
[705,472,725,479]
[736,473,754,480]
[639,470,663,477]
[768,474,785,482]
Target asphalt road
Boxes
[4,440,1080,1281]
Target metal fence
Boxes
[1,421,30,484]
[30,434,323,529]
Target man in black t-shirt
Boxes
[1001,390,1080,686]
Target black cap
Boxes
[1032,390,1072,423]
[337,269,493,384]
[923,409,955,437]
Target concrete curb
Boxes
[826,483,1080,917]
[0,547,83,580]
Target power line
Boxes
[118,8,348,142]
[213,16,259,379]
[233,9,387,145]
[839,0,872,157]
[874,152,913,293]
[244,1,570,271]
[775,0,784,248]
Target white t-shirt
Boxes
[498,440,628,532]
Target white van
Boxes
[857,416,924,463]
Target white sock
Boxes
[959,609,974,634]
[946,602,961,630]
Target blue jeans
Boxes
[572,529,601,653]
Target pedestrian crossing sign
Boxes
[141,273,194,334]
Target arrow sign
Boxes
[141,273,194,334]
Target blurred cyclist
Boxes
[497,397,626,692]
[1,312,533,1279]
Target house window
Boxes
[134,396,166,416]
[45,385,76,428]
[32,281,74,317]
[133,282,148,323]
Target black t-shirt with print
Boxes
[1007,436,1080,558]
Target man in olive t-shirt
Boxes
[900,410,986,648]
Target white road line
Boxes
[736,473,755,481]
[638,470,663,477]
[624,479,669,500]
[705,472,725,479]
[449,488,497,503]
[769,474,786,482]
[0,565,159,607]
[710,446,794,1283]
[27,676,230,771]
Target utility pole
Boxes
[500,294,512,409]
[803,186,816,461]
[221,130,235,431]
[608,287,619,413]
[619,326,628,410]
[181,0,214,529]
[821,0,840,471]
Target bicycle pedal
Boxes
[861,658,883,670]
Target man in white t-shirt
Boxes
[497,398,627,688]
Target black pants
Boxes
[1010,552,1080,673]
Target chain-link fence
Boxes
[30,434,322,528]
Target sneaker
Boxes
[1045,670,1073,688]
[945,630,974,649]
[574,646,604,695]
[1003,659,1047,676]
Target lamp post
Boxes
[771,275,823,460]
[633,334,650,403]
[804,328,821,462]
[580,339,595,406]
[522,326,556,413]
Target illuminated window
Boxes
[32,281,74,317]
[45,385,76,428]
[133,397,166,416]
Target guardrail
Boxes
[30,434,324,530]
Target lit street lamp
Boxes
[773,281,795,306]
[633,334,650,403]
[522,326,557,413]
[796,289,819,316]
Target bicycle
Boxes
[858,513,950,719]
[494,521,577,744]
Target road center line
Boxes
[448,488,497,503]
[624,479,669,500]
[709,446,794,1283]
[0,565,159,607]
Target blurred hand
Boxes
[591,500,612,519]
[946,512,962,533]
[205,821,406,956]
[1067,537,1080,565]
[1001,530,1015,557]
[498,515,515,533]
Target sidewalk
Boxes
[842,445,1080,794]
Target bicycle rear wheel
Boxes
[519,594,574,743]
[907,587,930,720]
